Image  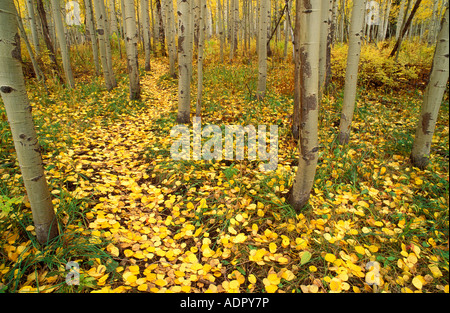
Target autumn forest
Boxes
[0,0,448,295]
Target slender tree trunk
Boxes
[428,0,440,45]
[288,0,322,212]
[292,0,301,140]
[390,0,422,58]
[382,0,391,40]
[411,8,449,169]
[50,0,75,88]
[84,0,100,76]
[176,0,192,124]
[196,0,206,117]
[319,0,333,96]
[338,0,365,145]
[26,0,41,55]
[141,0,151,71]
[93,0,116,90]
[257,0,269,100]
[0,0,58,244]
[122,0,140,100]
[218,0,225,62]
[165,0,177,77]
[156,0,166,56]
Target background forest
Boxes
[0,0,448,294]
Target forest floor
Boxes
[0,40,448,293]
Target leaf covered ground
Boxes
[0,41,448,293]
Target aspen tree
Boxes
[165,0,177,77]
[122,0,140,100]
[196,0,206,117]
[84,0,101,76]
[288,0,322,211]
[0,0,58,244]
[50,0,75,88]
[411,8,448,169]
[141,0,151,71]
[338,0,365,145]
[177,0,192,124]
[93,0,117,90]
[26,0,41,55]
[257,0,269,100]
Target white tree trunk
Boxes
[93,0,117,90]
[84,0,101,76]
[50,0,75,88]
[338,0,365,145]
[141,0,151,71]
[176,0,192,124]
[196,0,206,117]
[122,0,140,100]
[289,0,322,212]
[165,0,177,77]
[26,0,41,55]
[411,8,449,169]
[257,0,269,99]
[0,0,58,244]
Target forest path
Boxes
[64,60,224,292]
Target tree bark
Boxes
[93,0,117,90]
[292,0,301,140]
[0,0,58,244]
[288,0,322,212]
[165,0,177,77]
[390,0,422,58]
[196,0,206,117]
[122,0,140,100]
[84,0,101,76]
[176,0,192,124]
[50,0,75,88]
[141,0,151,71]
[257,0,269,100]
[26,0,41,55]
[411,8,449,169]
[338,0,365,145]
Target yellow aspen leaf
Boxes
[188,253,198,263]
[229,280,240,289]
[129,265,140,274]
[228,226,237,235]
[428,264,443,278]
[281,235,290,247]
[181,285,191,292]
[355,246,365,255]
[257,209,265,217]
[249,274,257,284]
[233,233,247,243]
[277,257,289,264]
[137,284,148,291]
[202,247,215,258]
[412,276,423,289]
[374,221,384,227]
[330,278,342,292]
[309,265,317,272]
[309,284,319,293]
[269,242,277,254]
[123,272,137,284]
[186,202,195,210]
[362,227,371,234]
[155,279,167,287]
[368,245,379,253]
[380,167,386,175]
[357,201,370,208]
[124,249,134,258]
[324,253,336,263]
[281,270,295,281]
[265,284,278,293]
[267,273,280,285]
[407,253,418,264]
